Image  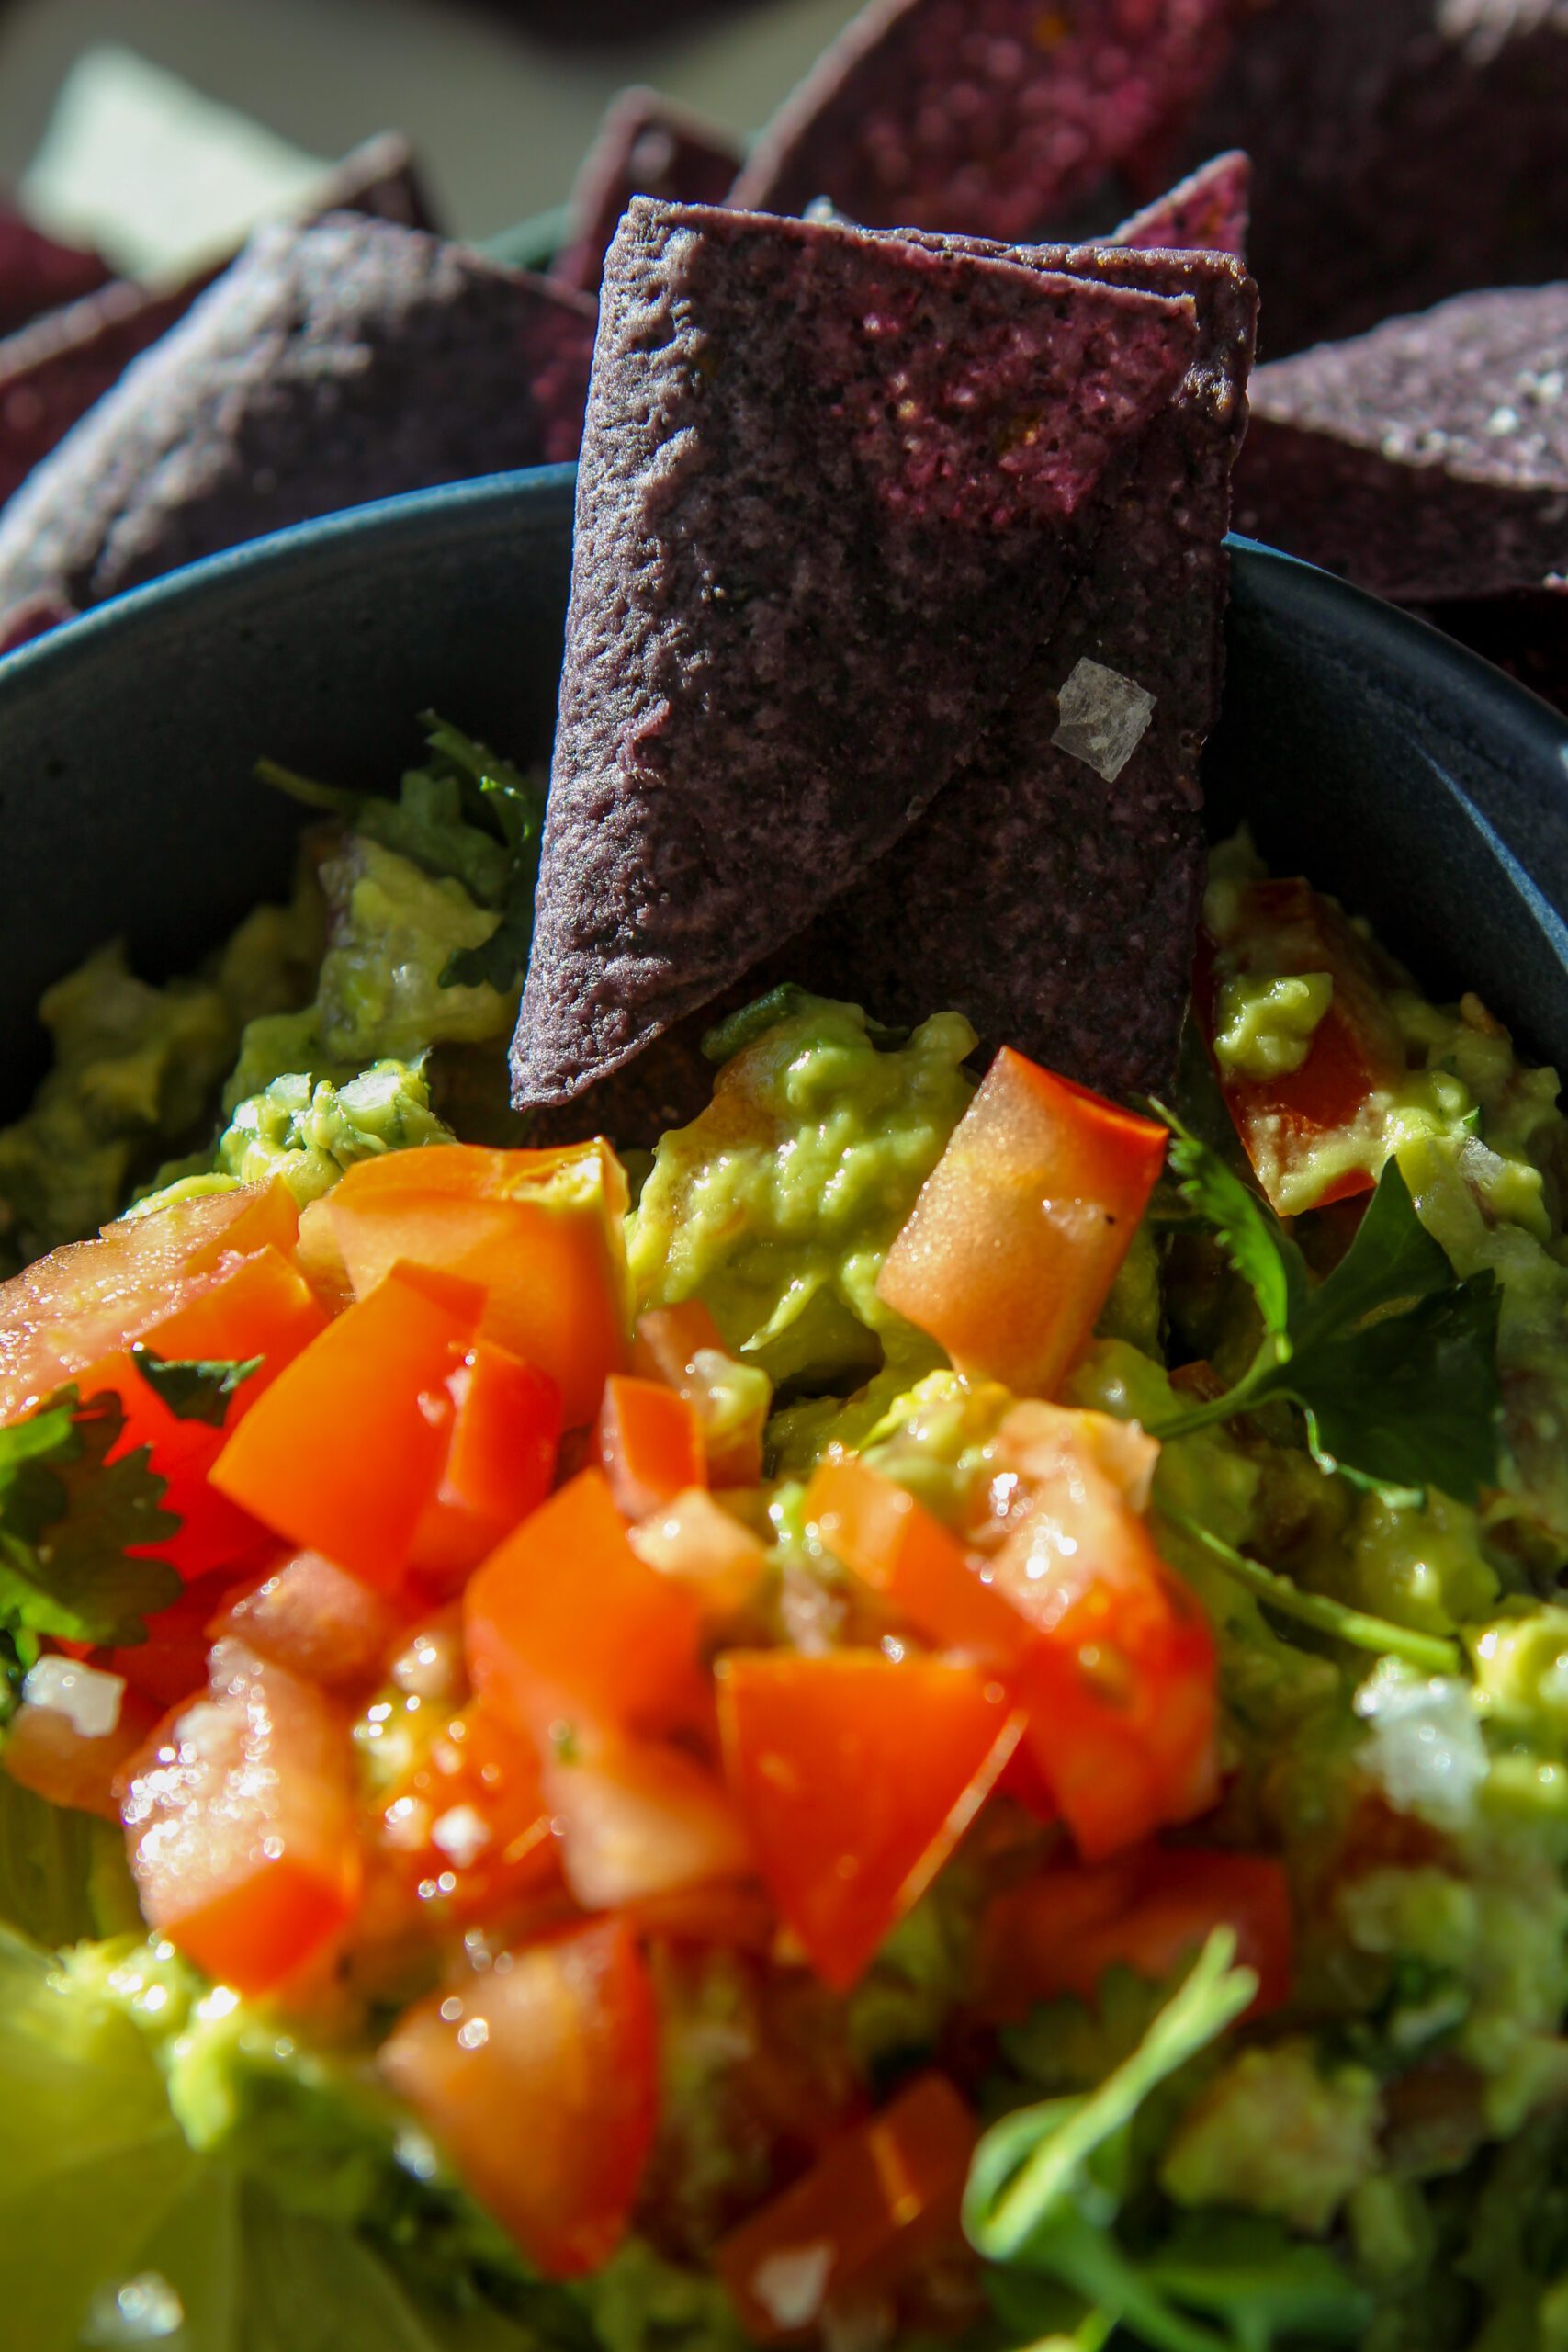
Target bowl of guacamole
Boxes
[1,466,1568,2352]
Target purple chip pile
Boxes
[1107,150,1250,259]
[511,197,1250,1115]
[0,214,595,621]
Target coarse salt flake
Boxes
[1051,656,1156,782]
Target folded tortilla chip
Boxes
[1108,152,1250,259]
[0,205,109,339]
[795,234,1255,1096]
[551,86,741,296]
[513,198,1200,1110]
[1179,0,1568,354]
[0,213,595,619]
[0,131,436,514]
[1234,283,1568,604]
[728,0,1237,243]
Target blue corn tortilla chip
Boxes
[729,0,1238,243]
[0,131,436,516]
[512,197,1201,1110]
[0,212,594,623]
[0,205,109,339]
[1108,151,1249,257]
[794,232,1255,1098]
[1177,0,1568,354]
[550,87,742,296]
[1234,283,1568,605]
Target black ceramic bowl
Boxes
[1,462,1566,1114]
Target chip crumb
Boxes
[1051,656,1157,782]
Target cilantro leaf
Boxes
[0,1389,179,1648]
[1152,1115,1504,1504]
[131,1347,263,1427]
[965,1931,1338,2352]
[258,713,547,994]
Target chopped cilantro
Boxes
[0,1388,179,1649]
[1151,1112,1503,1504]
[131,1346,263,1427]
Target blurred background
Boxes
[0,0,864,260]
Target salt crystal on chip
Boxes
[1051,657,1157,782]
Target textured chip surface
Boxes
[728,0,1237,243]
[795,233,1255,1099]
[513,198,1200,1108]
[0,211,595,617]
[1109,151,1250,258]
[1235,282,1568,603]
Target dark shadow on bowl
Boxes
[1,469,1565,1114]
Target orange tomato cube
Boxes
[716,1650,1021,1992]
[3,1670,157,1818]
[376,1700,558,1923]
[633,1301,769,1487]
[411,1342,562,1588]
[594,1374,706,1521]
[464,1469,702,1747]
[209,1264,486,1589]
[324,1141,631,1428]
[715,2073,977,2342]
[212,1549,408,1688]
[543,1736,751,1911]
[626,1487,767,1618]
[120,1637,361,1992]
[378,1917,658,2278]
[876,1047,1167,1398]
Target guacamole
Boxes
[3,732,1568,2352]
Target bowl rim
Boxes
[0,462,1562,753]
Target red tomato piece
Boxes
[3,1676,158,1818]
[981,1847,1292,2021]
[377,1701,558,1923]
[0,1183,299,1425]
[987,1410,1218,1860]
[212,1549,408,1688]
[209,1264,487,1590]
[876,1048,1167,1399]
[465,1469,702,1748]
[715,2073,977,2342]
[594,1374,706,1521]
[1194,878,1406,1215]
[73,1244,331,1580]
[805,1460,1032,1669]
[625,1881,778,1953]
[544,1736,751,1911]
[120,1637,361,1993]
[107,1569,253,1709]
[716,1650,1021,1993]
[633,1302,768,1487]
[324,1141,631,1428]
[378,1916,659,2278]
[410,1342,562,1589]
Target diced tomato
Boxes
[70,1243,332,1580]
[716,1650,1021,1993]
[120,1637,361,1993]
[633,1302,769,1487]
[544,1736,751,1911]
[107,1569,250,1708]
[0,1182,300,1426]
[595,1374,706,1522]
[324,1141,631,1428]
[1194,878,1406,1215]
[987,1406,1218,1860]
[376,1700,558,1922]
[3,1676,158,1818]
[411,1342,562,1589]
[209,1264,488,1590]
[378,1916,658,2278]
[715,2073,977,2342]
[627,1487,767,1618]
[876,1048,1167,1399]
[805,1460,1032,1668]
[465,1469,702,1748]
[212,1549,408,1687]
[981,1847,1293,2021]
[626,1881,778,1953]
